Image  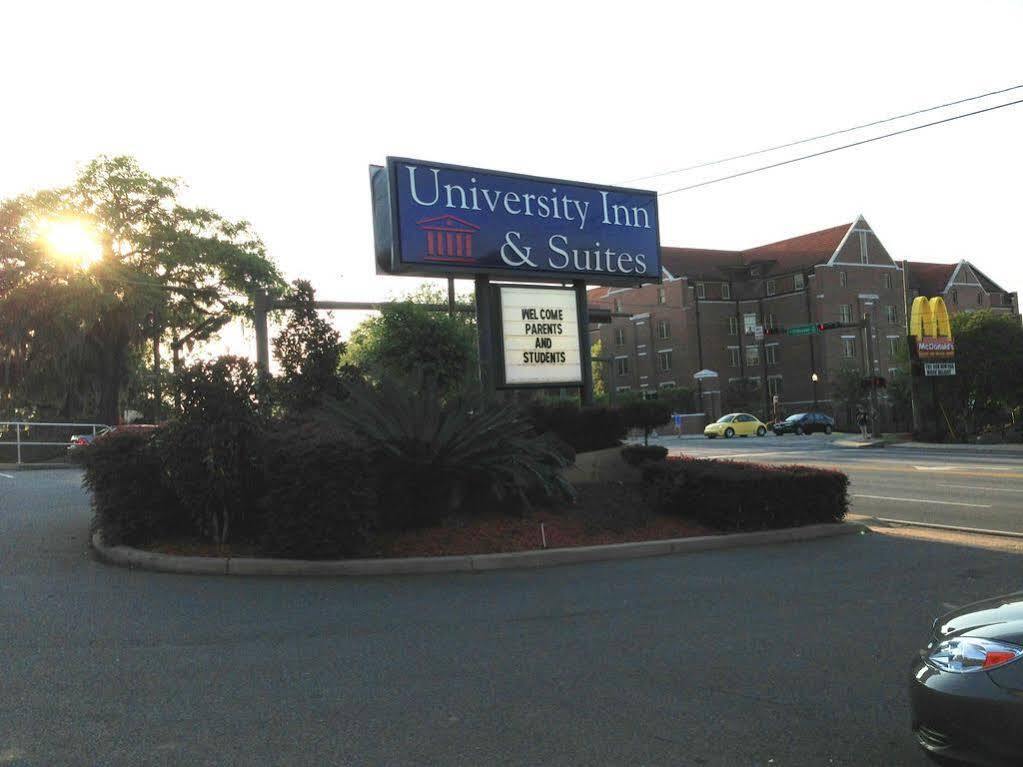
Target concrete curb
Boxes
[0,462,79,471]
[91,522,868,577]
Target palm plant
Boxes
[324,374,575,528]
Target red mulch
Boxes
[143,481,712,560]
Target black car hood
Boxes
[936,593,1023,645]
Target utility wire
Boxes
[657,96,1023,198]
[624,83,1023,184]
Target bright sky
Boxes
[4,0,1022,355]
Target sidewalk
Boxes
[886,440,1023,456]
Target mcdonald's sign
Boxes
[909,296,955,367]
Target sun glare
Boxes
[38,218,103,269]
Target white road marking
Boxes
[913,466,954,471]
[938,484,1023,493]
[0,472,13,479]
[853,494,992,508]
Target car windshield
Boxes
[785,413,807,422]
[716,415,735,423]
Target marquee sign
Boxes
[371,158,661,286]
[493,285,583,387]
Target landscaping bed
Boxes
[143,481,710,559]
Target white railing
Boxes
[0,421,111,464]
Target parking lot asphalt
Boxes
[4,469,1023,766]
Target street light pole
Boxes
[811,372,819,410]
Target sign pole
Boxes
[902,260,921,434]
[254,289,270,377]
[474,275,495,399]
[574,280,594,406]
[447,277,455,318]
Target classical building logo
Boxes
[417,214,480,264]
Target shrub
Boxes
[619,399,672,445]
[325,376,575,530]
[621,444,668,466]
[525,401,625,453]
[160,356,268,545]
[82,430,188,546]
[258,419,377,558]
[643,456,848,531]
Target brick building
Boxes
[588,216,1020,426]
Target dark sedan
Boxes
[910,594,1023,765]
[771,412,834,435]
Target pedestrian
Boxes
[857,409,868,440]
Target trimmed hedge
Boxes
[81,430,189,546]
[643,456,848,531]
[621,444,668,466]
[258,420,378,558]
[525,401,625,453]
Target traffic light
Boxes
[763,326,785,335]
[816,321,841,332]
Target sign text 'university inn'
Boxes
[378,158,661,285]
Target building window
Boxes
[614,327,625,347]
[743,312,758,334]
[657,320,671,339]
[766,345,778,365]
[859,231,869,264]
[842,338,856,358]
[728,316,738,335]
[977,292,983,305]
[657,350,672,372]
[746,345,760,366]
[696,282,706,299]
[951,290,958,305]
[768,377,782,397]
[615,356,629,376]
[616,386,630,393]
[766,279,776,296]
[747,376,762,389]
[885,305,897,324]
[766,313,777,330]
[839,304,853,324]
[884,272,893,290]
[721,282,731,300]
[888,337,901,356]
[794,273,805,290]
[728,347,740,367]
[613,298,623,313]
[659,380,676,389]
[657,287,666,305]
[840,271,848,287]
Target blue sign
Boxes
[377,158,661,286]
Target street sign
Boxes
[372,158,661,286]
[754,325,764,341]
[787,324,819,336]
[924,362,956,377]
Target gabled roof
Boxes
[660,247,743,279]
[906,261,956,296]
[660,222,853,278]
[745,222,853,271]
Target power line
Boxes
[624,83,1023,184]
[657,96,1023,198]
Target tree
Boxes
[939,310,1023,435]
[830,364,866,428]
[272,280,350,411]
[344,285,477,396]
[0,155,282,423]
[590,338,607,399]
[619,399,671,446]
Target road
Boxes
[4,469,1023,765]
[649,434,1023,535]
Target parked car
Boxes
[66,424,157,455]
[910,594,1023,765]
[704,413,768,439]
[772,412,835,436]
[67,427,112,454]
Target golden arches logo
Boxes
[909,296,952,340]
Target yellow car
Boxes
[704,412,769,439]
